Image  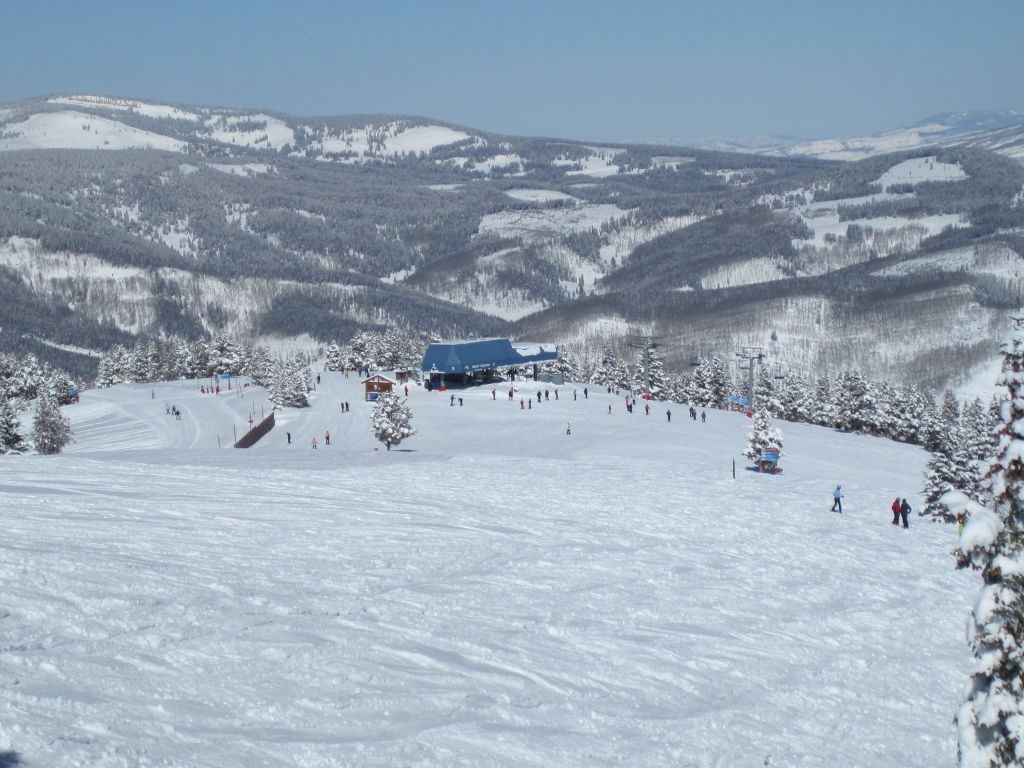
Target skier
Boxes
[831,485,843,513]
[583,387,588,399]
[509,388,514,401]
[701,411,706,423]
[312,437,318,450]
[491,389,496,400]
[891,497,901,526]
[450,394,455,406]
[573,390,577,401]
[900,498,911,528]
[666,409,671,422]
[566,423,571,435]
[689,406,697,420]
[644,403,650,415]
[287,431,291,444]
[520,398,524,409]
[608,403,612,415]
[324,430,330,446]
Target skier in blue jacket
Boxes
[831,485,843,513]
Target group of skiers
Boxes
[830,485,913,527]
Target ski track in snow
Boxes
[0,374,974,766]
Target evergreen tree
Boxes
[0,397,27,454]
[591,347,624,390]
[32,388,72,455]
[267,359,310,408]
[371,391,415,450]
[833,370,878,433]
[744,409,783,462]
[324,342,344,371]
[947,316,1024,767]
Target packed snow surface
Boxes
[0,374,974,766]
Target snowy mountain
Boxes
[0,94,1022,393]
[686,110,1024,162]
[0,372,975,766]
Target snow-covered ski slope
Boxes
[1,373,974,767]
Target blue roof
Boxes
[421,339,557,374]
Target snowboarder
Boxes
[891,497,901,526]
[900,498,911,528]
[831,485,843,513]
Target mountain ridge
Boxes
[1,94,1022,392]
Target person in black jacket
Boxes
[900,498,911,529]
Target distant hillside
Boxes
[0,94,1022,391]
[685,110,1024,162]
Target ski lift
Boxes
[772,363,785,380]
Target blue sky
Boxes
[4,0,1022,143]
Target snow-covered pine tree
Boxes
[833,370,878,434]
[925,438,970,524]
[643,345,669,399]
[753,364,782,416]
[324,342,344,371]
[244,346,276,387]
[371,391,415,451]
[811,374,833,426]
[743,409,783,462]
[690,357,730,409]
[591,347,623,390]
[267,360,310,408]
[0,397,27,454]
[940,388,962,428]
[946,315,1024,767]
[963,396,999,462]
[32,387,72,455]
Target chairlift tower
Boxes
[736,346,765,411]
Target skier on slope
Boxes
[891,497,901,526]
[831,485,843,513]
[899,498,911,529]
